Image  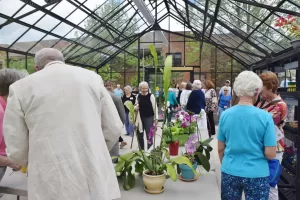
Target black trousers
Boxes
[206,111,215,137]
[119,136,124,142]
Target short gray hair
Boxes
[234,71,262,97]
[35,48,64,69]
[192,80,202,89]
[124,85,132,92]
[0,68,28,96]
[139,81,149,89]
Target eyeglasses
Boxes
[224,90,228,91]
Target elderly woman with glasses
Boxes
[218,71,276,200]
[218,86,232,117]
[0,69,28,180]
[186,80,209,140]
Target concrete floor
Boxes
[0,125,222,200]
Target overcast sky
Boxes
[0,0,185,45]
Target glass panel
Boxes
[14,5,36,18]
[28,36,63,54]
[0,17,5,26]
[48,1,77,18]
[31,0,47,6]
[186,41,200,66]
[35,15,61,31]
[51,23,74,37]
[8,54,36,74]
[66,8,89,26]
[0,23,28,46]
[10,29,47,52]
[0,0,25,17]
[20,11,45,25]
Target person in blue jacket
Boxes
[167,88,178,123]
[186,80,206,114]
[218,87,232,117]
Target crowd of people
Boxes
[0,47,288,200]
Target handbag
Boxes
[268,159,282,187]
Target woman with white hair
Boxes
[0,69,28,181]
[180,82,192,110]
[218,71,276,200]
[186,80,209,140]
[218,86,232,117]
[186,80,206,114]
[135,82,158,150]
[122,85,136,137]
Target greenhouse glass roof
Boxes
[0,0,299,69]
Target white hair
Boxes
[139,81,149,89]
[192,80,202,90]
[124,85,132,92]
[35,48,65,69]
[181,82,187,88]
[0,68,29,96]
[233,71,262,97]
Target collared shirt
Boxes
[0,96,6,156]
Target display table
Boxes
[0,170,220,199]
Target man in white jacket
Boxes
[3,48,122,200]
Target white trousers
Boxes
[269,152,283,200]
[197,109,209,141]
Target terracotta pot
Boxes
[169,141,180,156]
[143,171,166,194]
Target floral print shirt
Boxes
[204,89,218,112]
[256,95,288,150]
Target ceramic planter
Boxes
[143,171,166,194]
[169,141,180,156]
[179,163,198,181]
[291,39,300,49]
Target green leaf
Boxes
[166,163,177,181]
[204,149,211,160]
[160,68,164,73]
[127,166,136,189]
[149,44,158,68]
[135,162,144,173]
[120,152,135,161]
[163,55,172,104]
[201,138,214,146]
[196,152,210,172]
[123,166,136,191]
[115,159,125,173]
[170,156,198,175]
[124,101,135,123]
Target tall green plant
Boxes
[149,44,158,149]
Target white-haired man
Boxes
[3,48,122,200]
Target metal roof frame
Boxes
[0,0,298,69]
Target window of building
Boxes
[166,53,182,66]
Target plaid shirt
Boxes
[256,96,288,150]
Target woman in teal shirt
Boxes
[167,88,178,124]
[218,71,276,200]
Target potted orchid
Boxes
[114,45,197,194]
[178,133,199,181]
[275,15,300,48]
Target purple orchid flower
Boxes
[147,125,155,144]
